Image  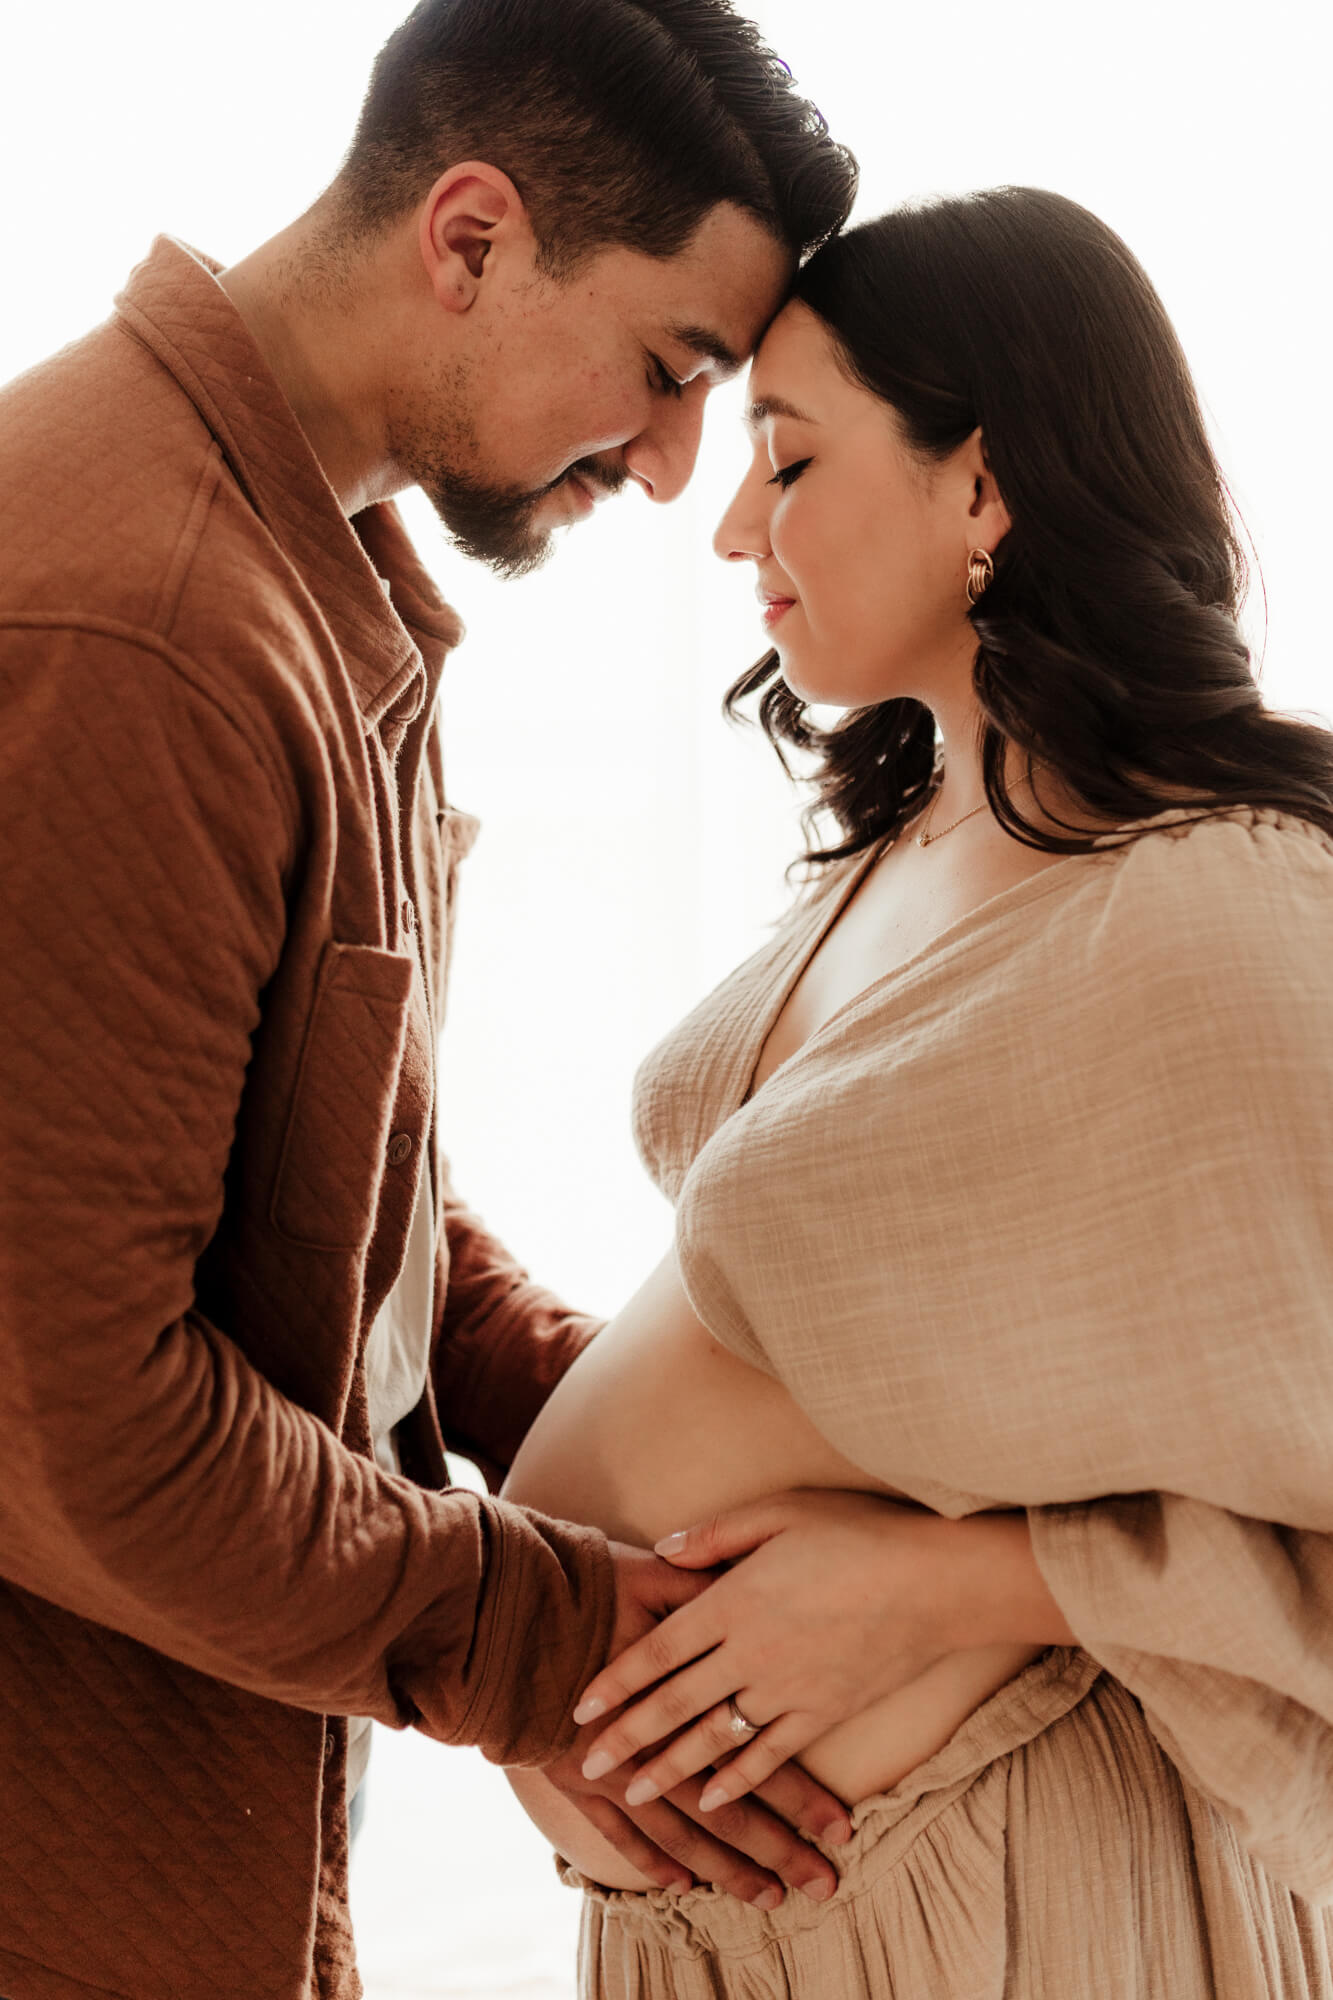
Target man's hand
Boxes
[604,1536,714,1654]
[542,1540,850,1905]
[541,1732,850,1907]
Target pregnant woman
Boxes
[505,187,1333,1995]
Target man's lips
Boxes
[565,470,619,511]
[562,472,599,517]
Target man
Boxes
[0,0,857,1994]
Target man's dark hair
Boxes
[330,0,857,270]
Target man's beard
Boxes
[389,401,627,580]
[385,361,628,579]
[417,453,629,580]
[419,462,559,581]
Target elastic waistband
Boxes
[561,1645,1102,1958]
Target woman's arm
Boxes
[573,1488,1075,1806]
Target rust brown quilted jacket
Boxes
[0,238,615,2000]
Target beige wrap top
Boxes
[632,807,1333,1902]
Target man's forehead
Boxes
[645,209,794,371]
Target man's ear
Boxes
[418,161,533,315]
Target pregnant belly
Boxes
[501,1251,1041,1891]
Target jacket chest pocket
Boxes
[271,941,415,1253]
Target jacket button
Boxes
[323,1731,336,1763]
[387,1132,413,1166]
[401,898,416,934]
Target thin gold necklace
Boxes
[915,774,1034,848]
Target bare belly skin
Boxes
[501,1252,1041,1891]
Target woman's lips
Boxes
[759,593,796,629]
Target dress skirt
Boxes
[560,1647,1333,1998]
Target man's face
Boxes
[387,203,794,577]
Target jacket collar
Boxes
[114,236,464,730]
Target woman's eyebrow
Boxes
[745,395,817,430]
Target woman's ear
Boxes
[963,425,1012,550]
[418,161,533,314]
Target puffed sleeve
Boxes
[1030,1498,1333,1901]
[1026,813,1333,1903]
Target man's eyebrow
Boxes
[665,321,743,377]
[745,395,817,429]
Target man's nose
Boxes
[622,393,708,505]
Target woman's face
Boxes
[714,299,1008,710]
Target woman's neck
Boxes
[923,705,1100,846]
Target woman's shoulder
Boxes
[1093,802,1333,912]
[1096,800,1333,860]
[1077,804,1333,1038]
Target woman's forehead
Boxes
[746,300,875,432]
[745,304,831,417]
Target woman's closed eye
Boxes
[767,458,813,490]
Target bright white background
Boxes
[3,2,1328,1994]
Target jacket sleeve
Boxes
[431,1179,603,1491]
[0,624,614,1767]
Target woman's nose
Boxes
[713,475,770,563]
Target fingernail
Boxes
[654,1530,688,1556]
[697,1783,728,1812]
[827,1817,854,1845]
[581,1750,616,1782]
[751,1886,784,1911]
[669,1876,693,1896]
[624,1774,660,1806]
[800,1876,835,1903]
[572,1696,605,1725]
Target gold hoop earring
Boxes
[966,547,994,607]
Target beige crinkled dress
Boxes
[574,808,1333,1999]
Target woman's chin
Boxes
[778,660,864,710]
[777,647,914,713]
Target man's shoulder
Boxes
[0,315,336,724]
[1,316,226,629]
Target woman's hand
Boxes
[542,1538,850,1906]
[573,1491,1075,1810]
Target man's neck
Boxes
[218,217,402,516]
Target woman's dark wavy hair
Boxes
[725,187,1333,861]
